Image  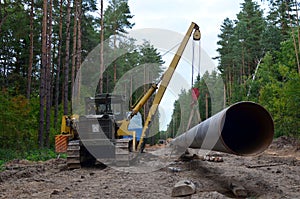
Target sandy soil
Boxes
[0,136,299,199]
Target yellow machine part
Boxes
[117,119,137,151]
[55,115,79,153]
[137,22,201,151]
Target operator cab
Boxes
[85,93,126,121]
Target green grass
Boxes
[0,148,66,170]
[25,148,58,161]
[0,160,5,171]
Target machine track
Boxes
[67,139,132,168]
[115,139,131,166]
[66,140,81,169]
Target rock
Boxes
[171,180,196,197]
[168,167,182,172]
[203,155,223,162]
[89,172,95,176]
[51,189,60,195]
[229,182,247,198]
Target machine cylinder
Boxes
[171,101,274,156]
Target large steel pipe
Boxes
[171,101,274,156]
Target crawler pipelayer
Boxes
[56,22,202,169]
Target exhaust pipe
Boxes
[171,101,274,156]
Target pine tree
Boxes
[216,0,266,103]
[39,0,48,148]
[266,0,296,37]
[104,0,134,84]
[54,0,64,129]
[235,0,266,77]
[27,0,34,99]
[63,0,71,115]
[216,18,235,104]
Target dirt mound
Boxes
[266,136,300,161]
[0,158,67,183]
[269,136,300,150]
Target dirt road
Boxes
[0,136,299,199]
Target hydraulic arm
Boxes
[137,22,201,151]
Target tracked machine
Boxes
[55,22,202,169]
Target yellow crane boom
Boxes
[137,22,201,151]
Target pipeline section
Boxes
[171,101,274,156]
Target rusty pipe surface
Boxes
[171,101,274,156]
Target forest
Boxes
[165,0,300,141]
[0,0,299,164]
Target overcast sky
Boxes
[127,0,264,61]
[97,0,268,64]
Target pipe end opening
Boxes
[221,102,274,156]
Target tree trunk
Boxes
[205,93,209,119]
[71,0,78,101]
[54,0,63,129]
[39,0,48,148]
[63,0,71,115]
[76,0,82,100]
[130,74,133,106]
[225,73,229,105]
[99,0,104,93]
[223,83,226,108]
[0,1,8,35]
[26,0,34,99]
[229,69,232,103]
[289,12,300,76]
[113,33,117,83]
[241,47,245,85]
[45,0,53,148]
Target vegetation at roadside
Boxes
[0,148,66,170]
